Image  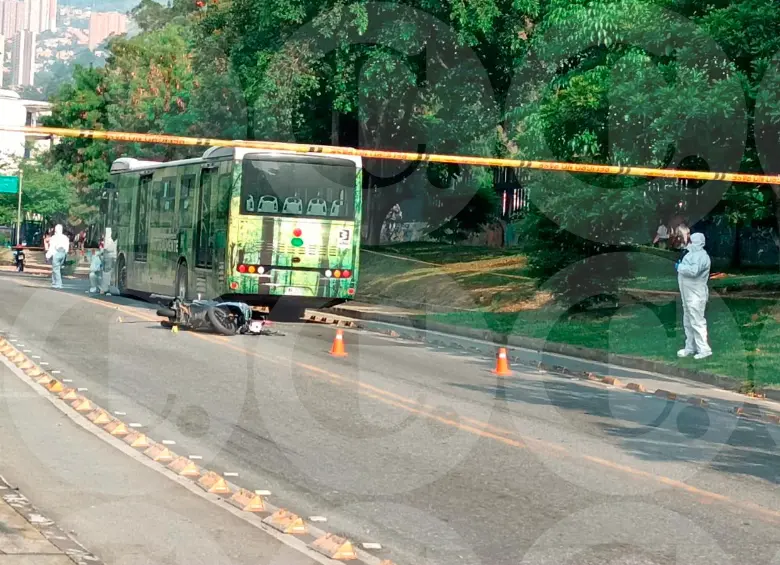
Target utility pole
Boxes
[15,169,23,246]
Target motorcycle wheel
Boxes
[207,306,240,336]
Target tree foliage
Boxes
[35,0,780,278]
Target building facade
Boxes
[10,29,34,87]
[88,11,125,50]
[0,0,24,38]
[0,89,52,162]
[22,0,55,34]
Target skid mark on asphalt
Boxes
[49,290,780,525]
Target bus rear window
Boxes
[241,157,356,219]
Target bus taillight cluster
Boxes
[325,269,351,279]
[235,264,351,279]
[236,264,265,274]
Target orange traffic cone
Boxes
[492,347,512,376]
[329,329,347,357]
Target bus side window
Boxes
[160,178,176,226]
[179,175,195,227]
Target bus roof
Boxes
[110,146,361,173]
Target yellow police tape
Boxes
[3,124,779,185]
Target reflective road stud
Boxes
[263,510,307,534]
[310,534,358,560]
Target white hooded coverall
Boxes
[45,224,70,289]
[677,232,711,356]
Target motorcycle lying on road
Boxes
[156,298,267,336]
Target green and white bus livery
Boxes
[105,147,362,315]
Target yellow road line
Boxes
[67,291,780,525]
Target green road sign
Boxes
[0,176,19,194]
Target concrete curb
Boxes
[304,309,780,429]
[0,336,395,565]
[324,306,780,404]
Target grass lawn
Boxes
[424,298,780,386]
[360,245,538,311]
[627,252,780,293]
[359,243,780,386]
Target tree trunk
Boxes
[246,105,255,140]
[331,110,339,146]
[771,185,780,271]
[730,220,742,270]
[363,182,398,246]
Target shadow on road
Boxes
[451,377,780,484]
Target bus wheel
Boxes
[175,262,188,301]
[117,256,128,296]
[207,306,239,335]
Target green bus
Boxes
[104,147,362,317]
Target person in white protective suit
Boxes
[676,232,712,360]
[100,228,116,295]
[45,224,70,290]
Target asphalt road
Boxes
[1,272,780,565]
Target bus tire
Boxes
[207,306,239,335]
[175,261,188,301]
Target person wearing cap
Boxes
[675,232,712,360]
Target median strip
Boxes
[0,334,386,565]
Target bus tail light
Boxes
[323,269,351,279]
[230,282,239,290]
[248,265,256,274]
[347,288,355,295]
[237,264,247,273]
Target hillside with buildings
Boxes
[0,0,133,99]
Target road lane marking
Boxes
[0,355,350,565]
[71,290,780,525]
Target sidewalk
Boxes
[0,355,319,565]
[0,477,100,565]
[0,248,90,279]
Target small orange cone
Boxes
[329,329,347,357]
[492,348,512,377]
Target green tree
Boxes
[508,0,761,302]
[20,162,73,223]
[43,65,112,227]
